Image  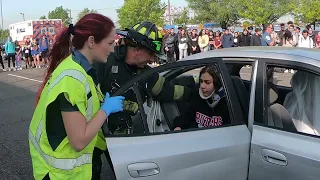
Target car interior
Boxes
[123,63,320,136]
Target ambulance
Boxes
[9,19,63,45]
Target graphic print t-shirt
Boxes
[173,89,230,129]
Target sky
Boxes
[2,0,186,28]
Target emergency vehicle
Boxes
[9,19,63,45]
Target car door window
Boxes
[265,65,320,136]
[107,62,243,135]
[248,60,320,180]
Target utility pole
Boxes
[68,9,72,24]
[20,13,25,21]
[0,0,3,30]
[168,0,171,25]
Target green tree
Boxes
[48,6,71,26]
[0,29,9,42]
[173,8,189,25]
[187,0,239,29]
[117,0,165,29]
[40,15,47,19]
[292,0,320,25]
[238,0,293,28]
[77,8,98,22]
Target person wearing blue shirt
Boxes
[5,37,16,71]
[261,24,275,46]
[38,34,49,67]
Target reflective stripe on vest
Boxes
[29,69,93,170]
[29,120,91,170]
[47,69,93,121]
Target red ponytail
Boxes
[35,13,114,105]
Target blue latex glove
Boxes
[100,93,125,117]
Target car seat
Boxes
[231,76,250,123]
[267,82,296,132]
[161,75,196,130]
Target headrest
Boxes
[269,88,278,104]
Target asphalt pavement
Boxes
[0,67,115,180]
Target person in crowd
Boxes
[213,31,222,49]
[208,30,215,50]
[247,26,253,38]
[233,32,239,47]
[190,29,199,54]
[173,65,230,130]
[230,27,235,36]
[238,29,250,46]
[250,28,262,46]
[5,37,16,71]
[31,38,41,68]
[39,33,49,68]
[164,28,176,63]
[174,27,181,61]
[282,29,297,47]
[198,29,209,52]
[306,25,315,41]
[49,38,54,52]
[315,32,320,48]
[29,13,125,180]
[222,29,234,48]
[24,38,32,69]
[187,29,192,55]
[0,45,5,71]
[277,23,286,46]
[261,24,275,46]
[178,28,189,59]
[298,30,314,48]
[295,27,301,44]
[15,41,22,70]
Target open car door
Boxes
[105,57,251,180]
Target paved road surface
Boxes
[0,68,115,180]
[0,65,293,180]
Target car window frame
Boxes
[255,57,320,139]
[107,57,246,137]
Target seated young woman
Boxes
[174,65,231,130]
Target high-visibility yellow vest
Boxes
[29,55,106,180]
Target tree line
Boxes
[1,1,319,41]
[118,0,320,29]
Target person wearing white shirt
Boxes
[298,30,314,48]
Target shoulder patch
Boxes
[266,36,271,41]
[111,66,118,73]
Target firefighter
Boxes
[95,21,192,133]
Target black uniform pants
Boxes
[174,45,179,61]
[167,47,175,63]
[0,55,4,69]
[7,53,15,68]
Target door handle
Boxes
[128,162,160,178]
[261,149,288,166]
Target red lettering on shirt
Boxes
[195,112,223,127]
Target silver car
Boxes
[105,47,320,180]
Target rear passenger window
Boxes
[265,65,320,136]
[107,63,238,137]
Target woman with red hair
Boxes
[29,13,125,180]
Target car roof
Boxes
[181,47,320,65]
